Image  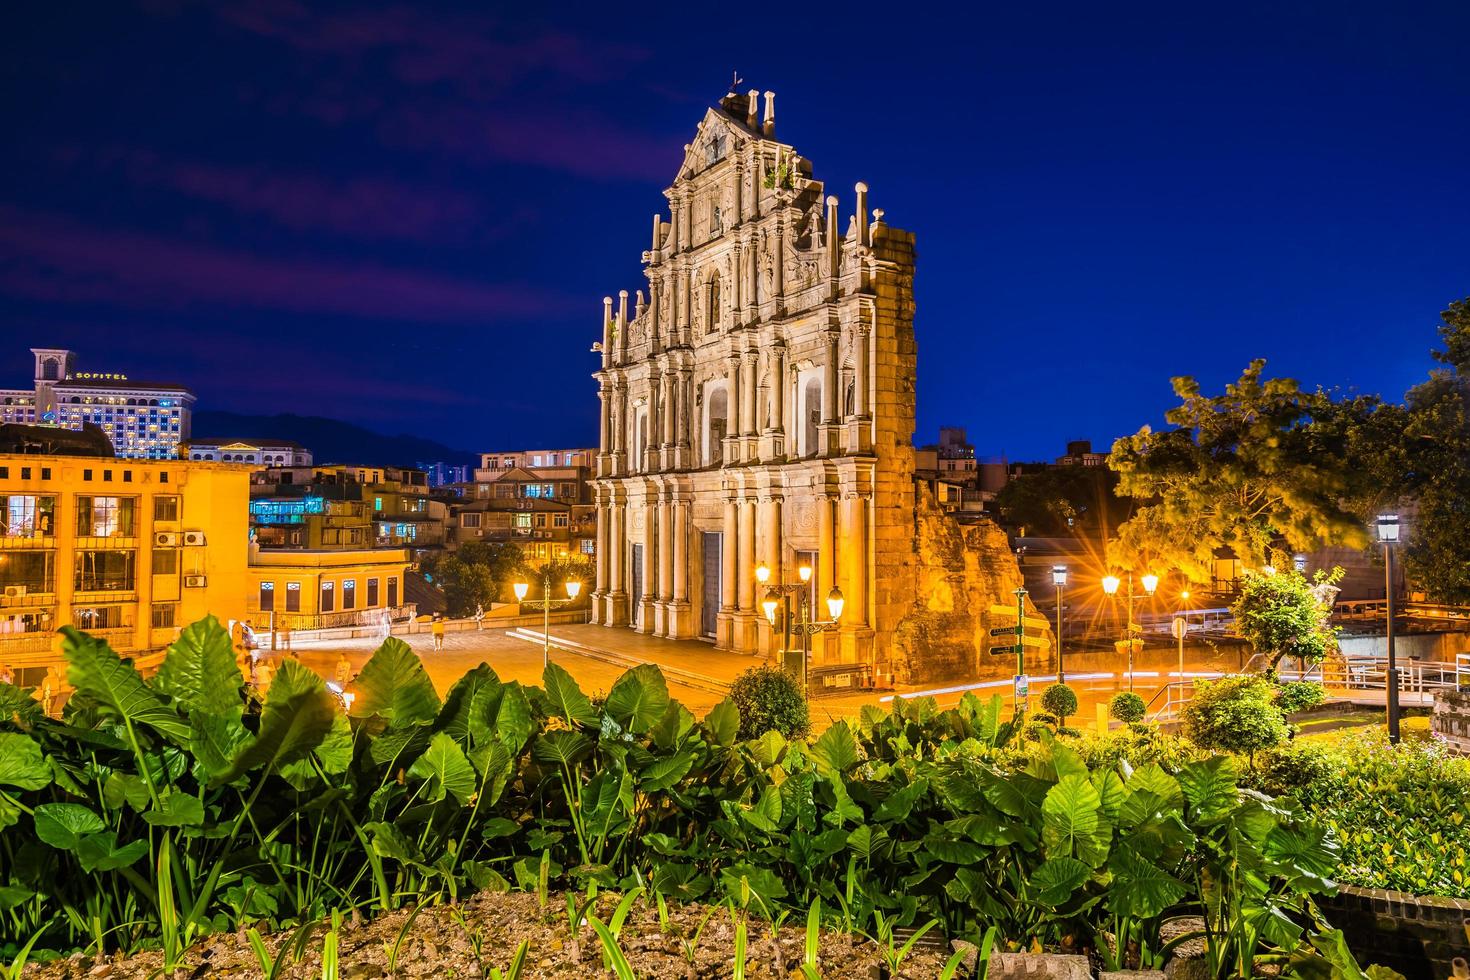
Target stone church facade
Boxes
[589,88,918,677]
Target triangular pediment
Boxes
[675,108,755,183]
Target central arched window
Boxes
[802,377,823,458]
[705,386,728,466]
[40,358,58,381]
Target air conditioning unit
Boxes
[154,531,179,547]
[182,530,207,546]
[3,585,26,598]
[183,574,207,588]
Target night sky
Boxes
[3,1,1467,460]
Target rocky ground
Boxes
[24,891,953,979]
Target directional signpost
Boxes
[989,588,1050,713]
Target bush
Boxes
[1180,676,1289,759]
[1254,731,1470,897]
[1275,680,1327,714]
[729,665,810,739]
[1040,683,1079,721]
[1109,691,1146,724]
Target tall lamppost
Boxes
[1101,571,1159,691]
[756,561,843,694]
[1377,513,1401,744]
[1051,565,1068,684]
[513,570,582,669]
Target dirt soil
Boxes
[24,891,952,979]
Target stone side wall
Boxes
[1319,884,1470,979]
[1433,688,1470,754]
[891,485,1053,686]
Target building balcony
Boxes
[0,632,52,655]
[75,536,139,550]
[0,589,56,610]
[73,588,139,604]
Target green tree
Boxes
[728,665,809,739]
[1394,298,1470,601]
[433,557,496,617]
[1230,566,1342,672]
[993,465,1131,537]
[1040,683,1079,722]
[1108,361,1378,581]
[1179,675,1289,762]
[1109,691,1146,724]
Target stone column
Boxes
[817,499,840,667]
[594,497,609,600]
[838,494,869,633]
[661,372,675,446]
[767,346,785,430]
[727,353,742,457]
[649,278,662,352]
[655,494,674,635]
[721,498,738,608]
[617,290,629,363]
[600,296,613,370]
[638,499,657,633]
[822,331,840,423]
[853,324,871,418]
[682,265,693,345]
[737,499,756,612]
[741,350,759,437]
[607,498,627,625]
[672,501,688,603]
[772,219,784,300]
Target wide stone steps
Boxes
[504,628,732,696]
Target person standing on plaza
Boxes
[253,656,274,695]
[431,614,446,651]
[474,602,484,631]
[334,652,353,689]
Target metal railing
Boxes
[1320,655,1462,695]
[1144,680,1198,724]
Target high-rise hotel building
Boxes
[0,349,195,460]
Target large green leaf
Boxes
[810,722,861,773]
[1177,756,1240,823]
[748,729,787,766]
[349,636,441,727]
[143,789,205,827]
[408,732,477,804]
[1029,855,1093,906]
[1106,845,1187,918]
[741,785,784,832]
[604,664,670,733]
[1042,773,1110,866]
[874,778,929,824]
[189,711,252,780]
[62,627,190,742]
[152,615,242,718]
[34,802,105,850]
[281,708,354,790]
[75,832,149,873]
[531,730,593,769]
[435,664,503,745]
[639,750,694,792]
[0,733,51,790]
[0,682,43,725]
[216,659,337,783]
[542,662,598,728]
[495,682,534,752]
[703,699,740,746]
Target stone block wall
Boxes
[891,484,1053,685]
[1433,688,1470,755]
[1319,884,1470,979]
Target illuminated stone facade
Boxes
[590,89,917,674]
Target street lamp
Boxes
[755,561,841,694]
[513,570,582,669]
[1051,565,1068,684]
[1377,513,1401,744]
[1102,571,1158,691]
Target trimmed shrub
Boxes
[1180,675,1288,759]
[729,665,810,739]
[1040,683,1079,721]
[1275,680,1326,714]
[1109,691,1146,724]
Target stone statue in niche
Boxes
[711,204,723,236]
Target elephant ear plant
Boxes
[0,615,1390,979]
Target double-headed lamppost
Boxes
[1377,513,1401,744]
[513,570,582,669]
[1051,565,1068,684]
[1101,571,1159,691]
[755,562,844,694]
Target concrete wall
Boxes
[1433,689,1470,755]
[1341,630,1470,662]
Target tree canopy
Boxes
[1107,360,1377,581]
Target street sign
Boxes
[989,643,1023,656]
[1014,674,1030,706]
[1017,634,1051,649]
[988,605,1051,630]
[1171,617,1189,640]
[989,626,1015,637]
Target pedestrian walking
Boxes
[0,664,13,687]
[253,656,274,694]
[431,614,446,651]
[474,602,485,631]
[334,652,353,689]
[280,624,292,651]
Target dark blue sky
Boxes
[2,1,1467,459]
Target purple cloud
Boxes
[0,205,580,323]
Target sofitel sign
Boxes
[69,373,129,381]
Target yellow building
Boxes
[247,548,411,632]
[0,452,249,678]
